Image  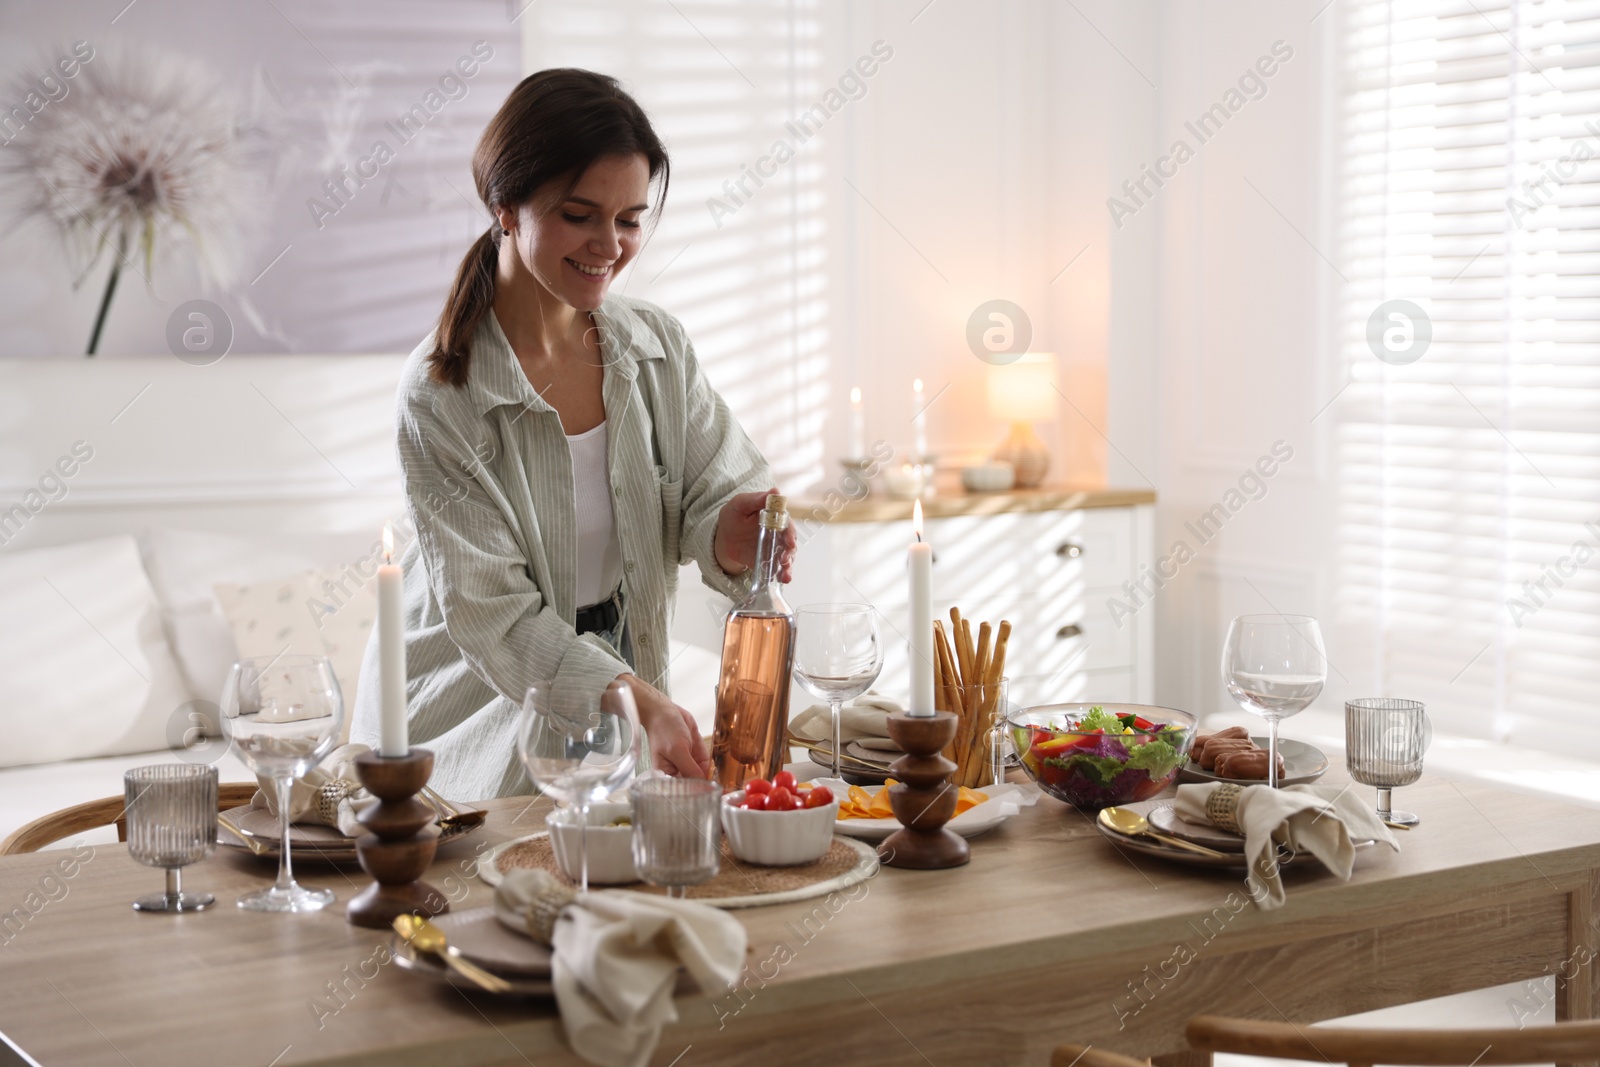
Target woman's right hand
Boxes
[620,674,712,778]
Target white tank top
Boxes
[567,420,623,609]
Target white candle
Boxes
[912,378,928,459]
[849,386,866,458]
[377,522,408,757]
[908,500,935,717]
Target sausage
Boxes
[1192,726,1251,765]
[1199,738,1255,770]
[1214,748,1285,780]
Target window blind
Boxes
[1337,0,1600,748]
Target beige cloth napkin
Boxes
[789,692,905,752]
[494,869,746,1067]
[1174,782,1399,910]
[251,742,376,837]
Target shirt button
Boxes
[613,484,622,498]
[637,633,649,646]
[625,560,636,573]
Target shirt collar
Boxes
[468,296,664,417]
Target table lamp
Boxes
[986,352,1057,489]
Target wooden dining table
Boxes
[1,764,1597,1067]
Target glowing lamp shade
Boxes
[986,353,1058,423]
[985,353,1057,488]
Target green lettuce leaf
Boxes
[1123,737,1182,779]
[1075,706,1122,733]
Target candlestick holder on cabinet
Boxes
[876,710,969,869]
[346,748,449,928]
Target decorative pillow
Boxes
[139,526,384,710]
[213,566,379,743]
[0,535,192,768]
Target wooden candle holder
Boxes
[346,748,449,929]
[877,710,970,870]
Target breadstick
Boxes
[933,634,950,714]
[965,620,1013,786]
[972,622,992,695]
[933,622,965,766]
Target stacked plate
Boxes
[392,908,553,996]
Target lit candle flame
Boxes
[850,386,862,406]
[382,521,394,564]
[913,499,923,541]
[913,378,923,395]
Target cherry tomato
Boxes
[742,792,769,811]
[768,786,792,809]
[773,770,797,792]
[746,779,773,795]
[804,785,835,809]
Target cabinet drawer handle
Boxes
[1056,542,1083,559]
[1055,623,1083,640]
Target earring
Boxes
[501,228,509,236]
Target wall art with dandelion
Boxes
[1,44,264,355]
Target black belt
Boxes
[575,590,621,635]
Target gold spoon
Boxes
[1099,807,1228,858]
[393,914,511,993]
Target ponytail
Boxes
[430,226,500,388]
[426,69,669,388]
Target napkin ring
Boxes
[315,779,363,826]
[519,870,576,946]
[1207,783,1244,834]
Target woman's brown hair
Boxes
[427,69,669,386]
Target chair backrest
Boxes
[1187,1015,1600,1067]
[0,782,259,856]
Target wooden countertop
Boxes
[793,485,1156,523]
[2,767,1597,1065]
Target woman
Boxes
[352,69,794,801]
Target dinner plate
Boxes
[1177,737,1329,787]
[1095,800,1374,869]
[431,906,552,977]
[217,801,483,863]
[812,778,1039,842]
[1146,801,1246,851]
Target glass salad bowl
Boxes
[1008,703,1198,811]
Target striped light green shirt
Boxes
[351,295,771,800]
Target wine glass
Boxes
[793,604,884,777]
[517,678,641,892]
[220,655,345,912]
[1221,615,1327,789]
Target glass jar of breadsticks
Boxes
[932,608,1012,788]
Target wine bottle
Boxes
[711,493,795,791]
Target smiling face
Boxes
[501,153,651,313]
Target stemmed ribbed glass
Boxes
[220,655,344,912]
[793,604,884,776]
[518,678,640,892]
[1346,698,1427,826]
[630,778,721,898]
[1221,615,1327,789]
[124,764,217,913]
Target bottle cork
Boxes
[760,493,788,530]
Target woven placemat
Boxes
[492,833,873,907]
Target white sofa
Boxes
[0,521,726,848]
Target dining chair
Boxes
[1186,1014,1600,1066]
[0,781,258,856]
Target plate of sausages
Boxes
[1177,726,1329,786]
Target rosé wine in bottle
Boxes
[711,494,795,791]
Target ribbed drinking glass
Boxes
[124,764,217,913]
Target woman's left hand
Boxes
[713,487,796,582]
